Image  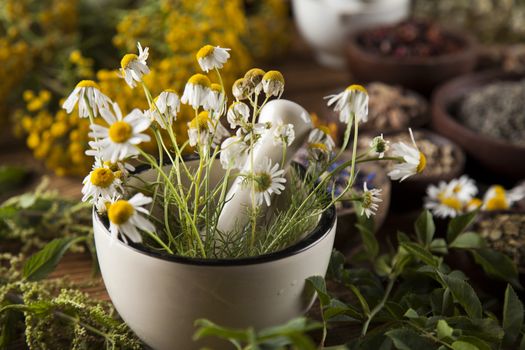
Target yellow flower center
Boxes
[120,53,138,69]
[468,198,483,209]
[165,88,177,94]
[254,172,272,193]
[90,168,115,188]
[485,195,509,211]
[190,111,210,131]
[109,121,132,143]
[263,70,284,83]
[210,83,222,93]
[453,185,461,193]
[493,185,506,196]
[188,74,211,88]
[309,142,328,151]
[108,200,134,225]
[317,125,331,135]
[417,152,426,173]
[440,196,462,211]
[196,45,215,60]
[346,84,368,95]
[76,80,99,89]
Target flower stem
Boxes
[361,275,396,336]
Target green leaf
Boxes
[305,276,330,306]
[404,308,419,319]
[470,249,521,288]
[451,340,479,350]
[430,239,448,254]
[385,328,436,350]
[349,284,370,315]
[503,284,524,346]
[356,223,379,260]
[447,211,477,243]
[324,299,362,320]
[415,210,435,245]
[400,242,439,267]
[440,273,482,319]
[23,237,82,281]
[193,319,250,342]
[436,319,454,340]
[450,233,485,249]
[455,336,491,350]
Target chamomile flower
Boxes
[196,45,230,72]
[119,42,150,88]
[325,84,369,124]
[370,134,389,158]
[181,74,211,109]
[205,83,226,115]
[81,160,122,203]
[425,181,462,218]
[361,182,382,218]
[188,111,229,148]
[482,185,525,211]
[220,135,249,170]
[107,193,155,243]
[449,175,477,202]
[273,122,295,146]
[466,198,483,212]
[387,129,426,182]
[227,102,250,129]
[149,89,180,129]
[232,78,252,100]
[89,103,151,163]
[62,80,111,118]
[262,70,285,97]
[307,127,335,162]
[244,68,265,94]
[244,157,286,207]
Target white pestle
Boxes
[216,99,313,234]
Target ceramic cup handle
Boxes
[216,99,312,235]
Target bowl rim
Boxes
[431,69,525,152]
[94,161,337,267]
[346,23,478,66]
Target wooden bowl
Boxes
[432,70,525,180]
[345,26,478,96]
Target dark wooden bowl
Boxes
[432,70,525,181]
[345,26,478,96]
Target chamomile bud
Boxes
[227,102,250,129]
[262,70,285,97]
[244,68,265,94]
[370,134,389,158]
[232,78,252,100]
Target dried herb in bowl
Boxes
[475,212,525,270]
[358,19,465,58]
[458,79,525,146]
[364,82,428,131]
